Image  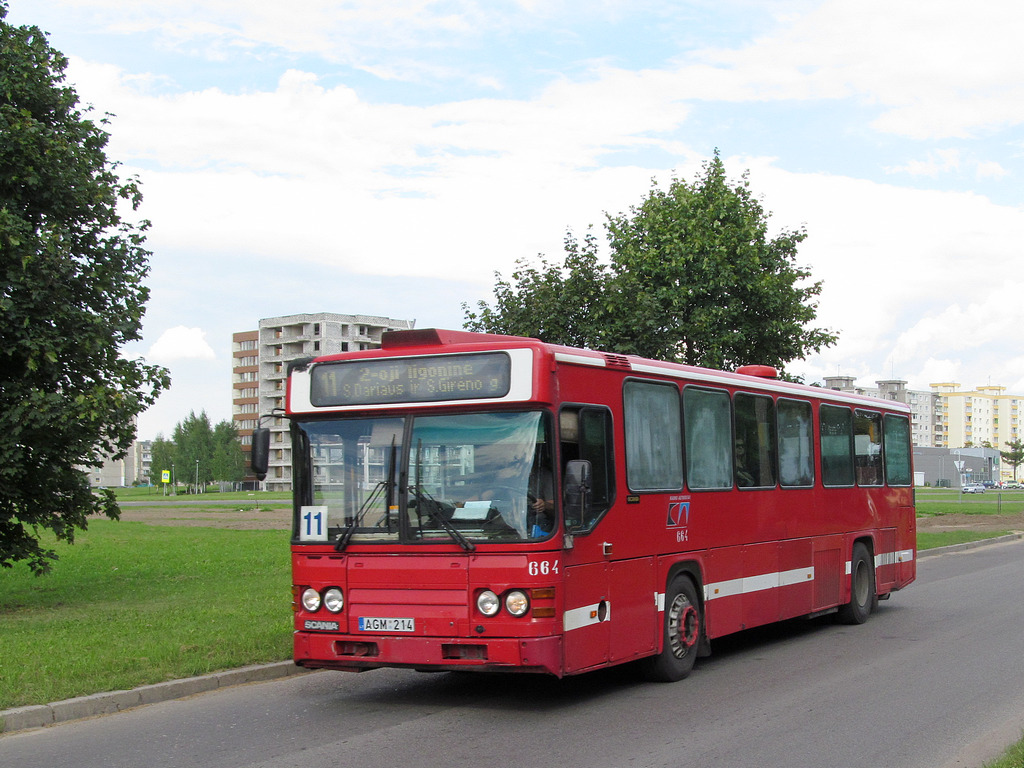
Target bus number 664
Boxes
[529,560,559,576]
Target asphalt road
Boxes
[4,540,1024,768]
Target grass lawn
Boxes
[0,520,291,710]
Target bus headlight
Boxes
[301,587,322,612]
[505,590,530,617]
[323,587,344,613]
[477,590,500,617]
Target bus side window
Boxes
[623,379,683,492]
[733,392,776,488]
[683,387,733,490]
[820,404,855,487]
[883,414,912,486]
[854,410,883,486]
[777,399,814,487]
[560,406,614,530]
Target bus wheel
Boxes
[838,542,876,625]
[642,575,702,682]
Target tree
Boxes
[211,420,246,486]
[0,5,169,573]
[173,411,215,492]
[1000,440,1024,482]
[150,435,176,493]
[152,414,245,493]
[464,151,838,374]
[463,229,611,348]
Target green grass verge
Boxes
[917,530,1012,550]
[985,736,1024,768]
[917,500,1023,517]
[0,520,292,710]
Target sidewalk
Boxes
[4,533,1022,735]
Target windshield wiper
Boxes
[336,439,397,552]
[335,480,387,551]
[410,484,476,552]
[411,438,475,552]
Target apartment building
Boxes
[930,383,1024,453]
[232,313,415,491]
[231,330,260,457]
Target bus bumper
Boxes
[294,631,564,676]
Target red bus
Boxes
[252,328,915,681]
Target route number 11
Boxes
[300,506,328,541]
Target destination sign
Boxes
[310,352,512,406]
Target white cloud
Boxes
[147,326,216,362]
[66,59,691,281]
[740,158,1024,390]
[680,0,1024,139]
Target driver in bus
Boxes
[528,448,554,537]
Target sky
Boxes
[7,0,1024,440]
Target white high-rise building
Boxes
[233,313,415,491]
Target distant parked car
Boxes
[963,484,985,494]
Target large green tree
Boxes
[464,151,837,373]
[0,4,169,573]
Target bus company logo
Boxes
[666,501,690,529]
[304,619,340,631]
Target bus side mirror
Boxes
[251,425,270,481]
[563,460,592,528]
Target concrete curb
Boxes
[0,661,311,734]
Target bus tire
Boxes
[838,542,875,625]
[642,575,702,682]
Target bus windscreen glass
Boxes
[310,352,512,406]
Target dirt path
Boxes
[114,505,292,530]
[915,510,1024,534]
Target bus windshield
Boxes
[296,410,555,545]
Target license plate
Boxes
[358,617,415,632]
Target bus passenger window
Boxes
[777,399,814,487]
[683,387,732,490]
[820,404,854,487]
[624,380,683,491]
[733,393,776,488]
[854,410,883,486]
[883,414,912,486]
[560,406,614,530]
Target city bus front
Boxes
[274,333,572,675]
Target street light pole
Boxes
[195,459,199,494]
